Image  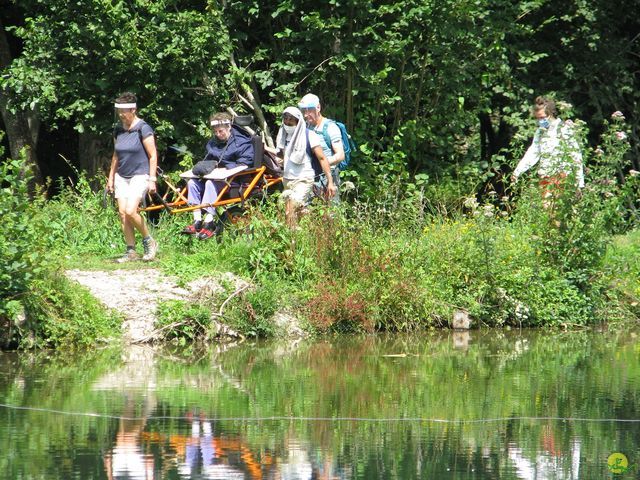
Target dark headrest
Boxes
[233,115,254,127]
[252,136,263,168]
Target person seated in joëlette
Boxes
[182,112,254,240]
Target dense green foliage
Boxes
[0,155,120,348]
[0,146,42,319]
[2,0,640,195]
[1,0,640,346]
[3,0,231,141]
[0,112,639,345]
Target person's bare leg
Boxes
[285,198,298,229]
[118,198,139,246]
[121,197,149,238]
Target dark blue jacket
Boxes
[203,125,254,169]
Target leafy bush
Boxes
[218,281,279,338]
[6,110,636,344]
[0,152,47,324]
[155,300,211,344]
[32,173,124,259]
[0,151,123,348]
[21,270,121,348]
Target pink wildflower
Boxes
[616,131,627,141]
[611,111,625,121]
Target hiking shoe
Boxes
[115,250,139,263]
[196,223,217,240]
[181,221,203,235]
[142,237,158,261]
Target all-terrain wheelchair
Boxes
[139,115,283,236]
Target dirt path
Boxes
[66,268,192,342]
[65,268,306,342]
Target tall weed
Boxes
[12,110,638,342]
[0,153,47,324]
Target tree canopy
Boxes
[1,0,639,197]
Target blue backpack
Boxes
[320,119,356,170]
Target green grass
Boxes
[4,157,640,347]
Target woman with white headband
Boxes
[107,92,159,262]
[181,111,255,240]
[275,106,336,228]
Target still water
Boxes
[0,330,638,479]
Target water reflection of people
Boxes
[177,412,217,478]
[507,437,581,479]
[172,411,259,479]
[278,439,313,480]
[104,395,156,480]
[279,440,349,480]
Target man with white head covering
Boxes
[275,106,336,227]
[298,93,345,203]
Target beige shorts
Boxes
[114,173,149,200]
[281,177,314,206]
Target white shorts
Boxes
[281,177,314,206]
[114,173,149,200]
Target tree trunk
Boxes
[392,55,408,135]
[244,80,274,148]
[0,16,42,187]
[346,66,354,131]
[414,51,430,121]
[78,132,111,189]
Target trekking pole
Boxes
[102,186,115,209]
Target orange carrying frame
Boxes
[139,120,282,216]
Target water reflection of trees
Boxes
[208,331,640,478]
[1,331,640,478]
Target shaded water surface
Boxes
[1,330,639,479]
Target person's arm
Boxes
[107,150,118,193]
[562,124,585,188]
[271,146,285,167]
[325,122,344,167]
[142,134,158,193]
[328,141,345,167]
[275,153,285,167]
[513,132,540,181]
[568,142,585,188]
[313,145,337,198]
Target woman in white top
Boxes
[513,96,584,205]
[275,106,336,227]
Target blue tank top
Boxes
[114,120,154,178]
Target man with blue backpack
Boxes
[298,93,354,203]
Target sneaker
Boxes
[115,250,139,263]
[196,223,216,240]
[142,237,158,261]
[181,221,203,235]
